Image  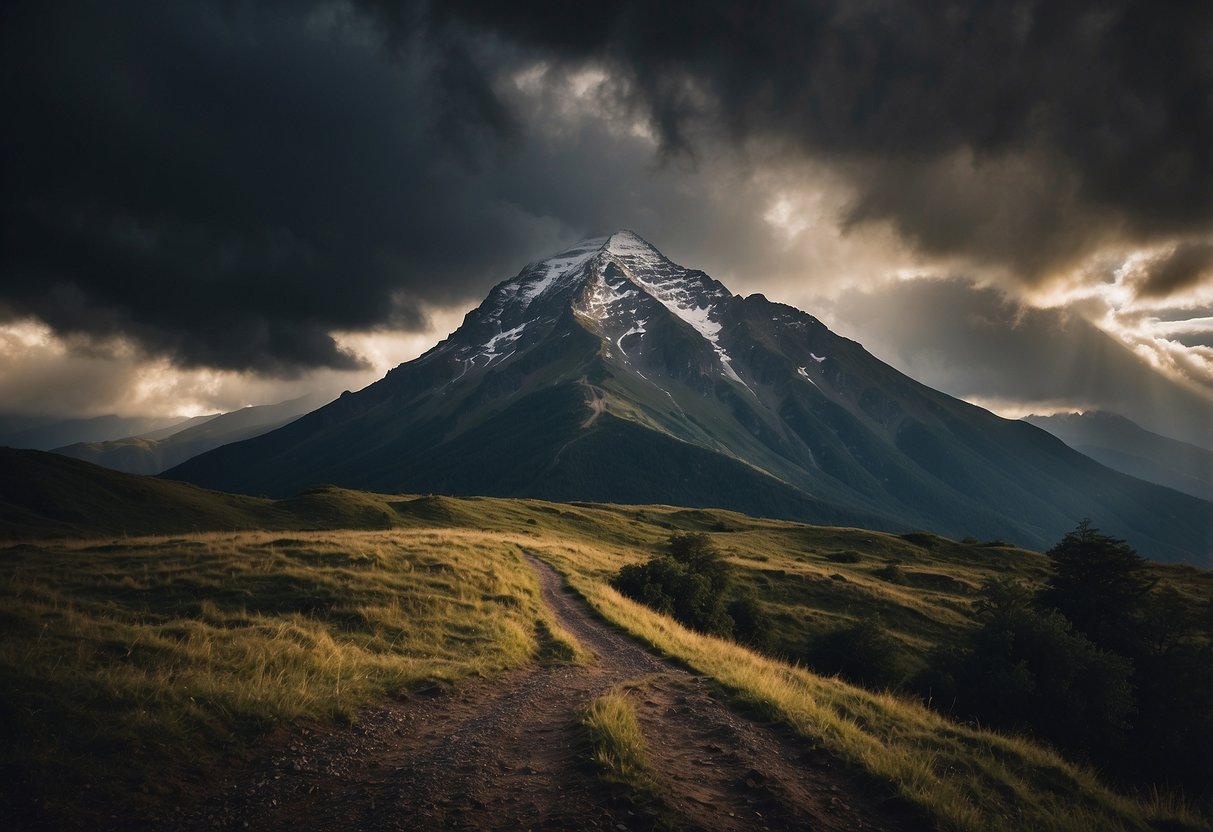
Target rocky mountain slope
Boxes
[167,232,1211,564]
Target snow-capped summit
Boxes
[489,230,679,313]
[507,236,608,309]
[169,233,1213,566]
[451,231,747,388]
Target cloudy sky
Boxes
[2,1,1210,444]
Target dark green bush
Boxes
[807,616,913,690]
[611,533,772,646]
[917,578,1135,763]
[825,550,861,564]
[727,591,773,651]
[874,562,908,584]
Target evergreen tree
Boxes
[1038,519,1153,653]
[919,578,1135,762]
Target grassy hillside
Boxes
[0,449,419,538]
[3,447,1206,669]
[4,446,1206,672]
[0,530,584,825]
[1,455,1209,830]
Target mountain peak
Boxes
[523,230,662,275]
[478,231,680,323]
[604,229,658,255]
[170,232,1213,566]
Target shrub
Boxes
[667,533,725,574]
[825,550,861,564]
[874,562,908,584]
[611,534,772,645]
[807,616,913,690]
[727,591,773,651]
[918,579,1135,763]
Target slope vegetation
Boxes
[0,449,399,538]
[1,458,1208,830]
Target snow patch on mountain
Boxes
[605,232,752,392]
[471,231,758,391]
[616,320,647,358]
[478,321,531,363]
[513,237,607,309]
[605,230,660,259]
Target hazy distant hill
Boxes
[168,232,1212,565]
[0,413,190,450]
[129,413,221,441]
[52,394,327,475]
[1025,411,1213,502]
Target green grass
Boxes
[0,529,581,823]
[580,685,670,827]
[526,537,1210,832]
[581,687,652,786]
[2,461,1209,830]
[0,449,427,539]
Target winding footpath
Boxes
[174,554,919,831]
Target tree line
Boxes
[610,522,1212,800]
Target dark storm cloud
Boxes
[0,1,564,372]
[384,0,1213,277]
[2,0,1210,375]
[1137,242,1213,299]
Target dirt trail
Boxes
[166,554,919,832]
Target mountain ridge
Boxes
[0,413,193,451]
[51,393,327,475]
[1025,410,1213,501]
[167,232,1212,565]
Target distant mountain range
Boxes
[1025,411,1212,502]
[0,413,192,451]
[51,394,327,475]
[166,232,1211,565]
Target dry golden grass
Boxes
[3,497,1208,832]
[581,688,652,787]
[527,537,1211,832]
[0,528,579,808]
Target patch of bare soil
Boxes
[630,677,902,831]
[117,554,923,831]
